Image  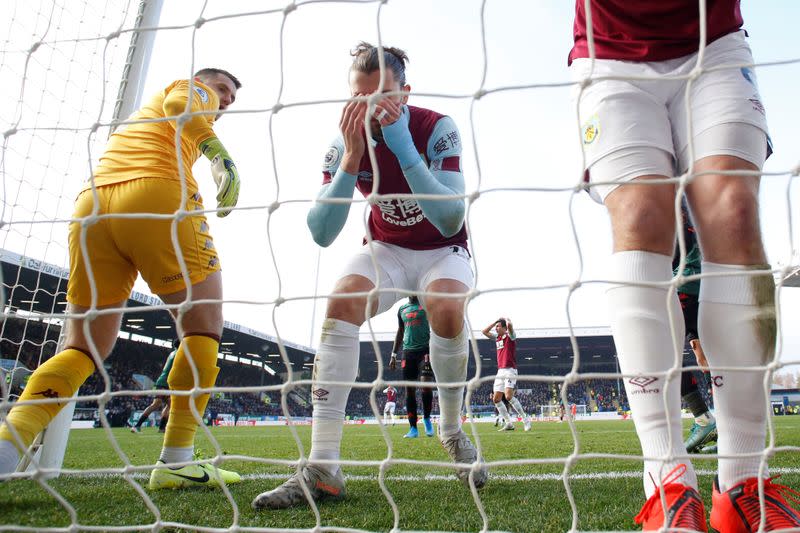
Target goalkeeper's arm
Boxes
[162,83,241,218]
[199,137,240,218]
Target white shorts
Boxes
[384,401,396,414]
[339,241,474,315]
[493,367,518,393]
[571,30,771,204]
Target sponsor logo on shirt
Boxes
[376,198,425,227]
[433,131,460,154]
[193,86,209,103]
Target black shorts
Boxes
[402,347,433,381]
[678,292,699,342]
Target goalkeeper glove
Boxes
[200,137,240,218]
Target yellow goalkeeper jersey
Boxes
[86,79,220,192]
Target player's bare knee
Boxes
[326,276,374,325]
[707,192,759,238]
[325,296,369,325]
[607,188,675,252]
[426,300,464,338]
[177,303,223,338]
[695,188,763,262]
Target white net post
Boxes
[27,0,164,479]
[26,394,75,479]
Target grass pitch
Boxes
[2,418,800,532]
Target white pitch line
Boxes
[47,467,800,483]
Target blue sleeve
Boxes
[399,115,465,237]
[306,136,357,247]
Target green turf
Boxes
[2,418,800,532]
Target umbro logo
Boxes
[312,388,329,400]
[628,377,657,389]
[628,376,660,395]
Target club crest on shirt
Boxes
[582,116,600,145]
[193,86,209,103]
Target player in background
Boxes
[253,42,486,510]
[570,2,800,530]
[390,296,435,438]
[674,202,717,454]
[481,318,531,432]
[558,403,566,423]
[493,393,513,427]
[0,68,243,491]
[382,386,397,426]
[131,339,180,433]
[570,403,577,420]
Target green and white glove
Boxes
[200,137,240,218]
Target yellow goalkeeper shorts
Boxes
[67,177,221,306]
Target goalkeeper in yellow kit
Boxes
[0,68,242,489]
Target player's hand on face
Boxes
[373,97,402,127]
[340,99,366,169]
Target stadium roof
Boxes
[0,249,315,373]
[781,267,800,288]
[355,327,643,382]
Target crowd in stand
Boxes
[2,316,716,423]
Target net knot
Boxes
[283,2,297,15]
[194,17,206,28]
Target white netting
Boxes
[1,0,800,532]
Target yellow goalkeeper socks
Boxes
[163,335,220,450]
[0,348,95,451]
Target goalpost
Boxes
[5,0,166,479]
[538,404,587,421]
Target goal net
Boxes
[1,1,798,532]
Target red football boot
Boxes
[710,475,800,532]
[635,464,708,532]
